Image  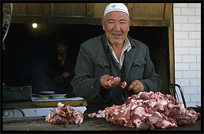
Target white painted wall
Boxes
[173,3,201,107]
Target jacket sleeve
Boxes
[71,43,102,101]
[139,46,162,92]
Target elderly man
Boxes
[71,3,161,114]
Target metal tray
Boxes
[3,86,32,102]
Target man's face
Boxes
[57,44,67,55]
[102,11,130,45]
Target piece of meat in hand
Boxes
[120,81,127,89]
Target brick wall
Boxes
[173,3,201,107]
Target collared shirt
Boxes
[107,38,132,69]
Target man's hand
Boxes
[128,80,144,94]
[100,74,120,89]
[61,72,70,78]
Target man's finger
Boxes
[133,85,140,93]
[128,82,136,90]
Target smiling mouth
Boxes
[112,34,121,39]
[111,32,122,38]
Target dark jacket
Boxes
[55,53,75,78]
[71,34,161,113]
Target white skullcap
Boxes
[104,3,129,17]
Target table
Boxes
[3,116,202,132]
[3,97,87,109]
[3,97,87,118]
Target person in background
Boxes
[71,3,161,114]
[54,40,76,96]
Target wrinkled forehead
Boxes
[104,11,129,20]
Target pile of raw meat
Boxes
[45,102,83,125]
[88,91,200,129]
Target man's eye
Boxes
[108,21,114,24]
[120,21,125,24]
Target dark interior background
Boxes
[2,23,169,94]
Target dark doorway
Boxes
[3,23,169,93]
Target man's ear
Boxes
[129,20,131,26]
[128,20,131,32]
[101,19,105,31]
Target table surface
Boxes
[3,116,202,132]
[3,97,87,108]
